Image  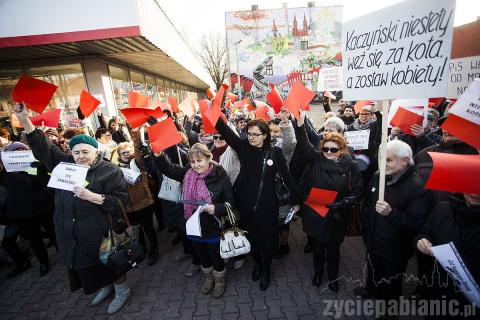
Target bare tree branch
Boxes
[195,33,229,90]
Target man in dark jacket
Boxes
[416,193,480,318]
[355,140,434,302]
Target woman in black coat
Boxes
[154,143,234,298]
[0,142,55,278]
[295,111,363,292]
[415,193,480,318]
[215,118,300,291]
[14,104,130,315]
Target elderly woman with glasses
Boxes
[215,117,300,291]
[295,111,363,293]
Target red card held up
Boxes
[206,88,215,100]
[425,152,480,194]
[178,96,198,118]
[353,100,373,114]
[167,96,179,113]
[254,101,270,121]
[147,117,182,153]
[120,107,165,129]
[30,109,61,128]
[198,99,217,134]
[304,188,338,217]
[324,90,336,100]
[128,91,149,108]
[79,90,101,117]
[12,75,58,114]
[442,113,480,149]
[283,81,315,120]
[266,83,283,113]
[390,107,424,136]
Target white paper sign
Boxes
[186,205,205,237]
[388,98,429,127]
[0,151,36,172]
[120,168,141,185]
[448,56,480,98]
[317,67,342,91]
[342,0,455,100]
[344,130,370,150]
[47,162,89,191]
[431,242,480,306]
[448,78,480,125]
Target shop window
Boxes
[156,78,167,102]
[146,75,157,103]
[0,69,24,133]
[130,71,145,93]
[109,66,130,110]
[29,64,86,128]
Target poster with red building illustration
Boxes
[225,5,343,98]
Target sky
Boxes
[159,0,479,48]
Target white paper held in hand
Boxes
[186,205,206,237]
[1,150,37,172]
[47,162,89,192]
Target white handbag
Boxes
[158,147,183,202]
[219,203,250,259]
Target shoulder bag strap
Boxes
[117,199,131,228]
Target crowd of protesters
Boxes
[0,94,478,317]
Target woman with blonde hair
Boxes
[154,143,235,298]
[295,111,363,293]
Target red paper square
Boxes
[304,188,338,217]
[128,91,149,108]
[442,114,480,149]
[30,109,61,128]
[147,118,182,153]
[425,152,480,194]
[198,99,217,134]
[390,107,424,136]
[79,90,100,117]
[12,75,58,114]
[283,81,315,120]
[167,96,179,113]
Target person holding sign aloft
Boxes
[13,103,131,315]
[355,140,434,302]
[153,143,235,298]
[295,110,363,292]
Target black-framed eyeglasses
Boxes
[238,120,247,124]
[247,132,264,138]
[120,151,132,156]
[321,147,340,153]
[213,135,223,140]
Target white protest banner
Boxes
[448,79,480,125]
[441,78,480,149]
[0,150,36,172]
[317,67,342,92]
[342,0,455,100]
[431,242,480,306]
[344,130,370,150]
[448,56,480,98]
[120,168,141,185]
[387,98,429,127]
[47,162,89,192]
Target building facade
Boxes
[0,0,214,130]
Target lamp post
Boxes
[234,39,243,100]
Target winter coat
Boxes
[27,129,128,270]
[216,119,300,254]
[295,124,364,244]
[361,166,434,261]
[0,163,54,220]
[415,195,480,284]
[154,156,234,238]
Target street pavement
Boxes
[0,220,418,319]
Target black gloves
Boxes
[147,116,158,126]
[139,145,151,158]
[327,196,358,211]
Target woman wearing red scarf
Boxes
[154,143,234,298]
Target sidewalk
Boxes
[0,220,417,319]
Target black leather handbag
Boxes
[271,148,290,206]
[106,201,146,276]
